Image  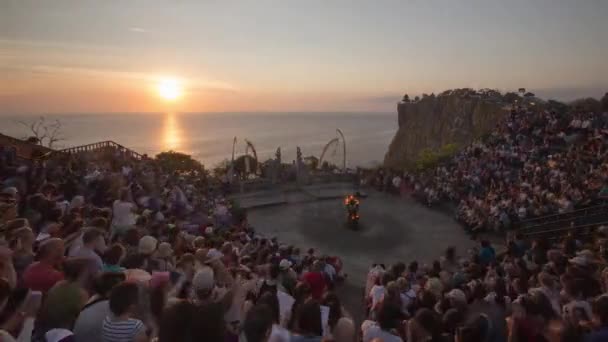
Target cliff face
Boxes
[384,92,508,168]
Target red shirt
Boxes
[23,261,64,293]
[303,271,326,300]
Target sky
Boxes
[1,0,607,114]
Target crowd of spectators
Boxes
[0,148,351,342]
[361,230,608,342]
[397,106,608,233]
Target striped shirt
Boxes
[101,316,144,342]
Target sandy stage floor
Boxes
[245,190,475,320]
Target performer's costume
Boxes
[344,194,360,224]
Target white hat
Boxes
[138,235,158,255]
[206,248,223,261]
[279,259,293,270]
[569,256,588,266]
[1,187,17,196]
[576,249,595,260]
[446,289,467,304]
[69,196,85,209]
[157,242,173,258]
[192,266,215,291]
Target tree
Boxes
[402,94,410,102]
[414,96,420,102]
[155,151,205,175]
[17,116,65,148]
[212,159,231,178]
[503,92,521,103]
[414,143,459,171]
[546,99,569,115]
[601,92,608,112]
[524,92,535,98]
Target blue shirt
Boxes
[585,327,608,342]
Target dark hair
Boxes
[92,272,126,296]
[192,303,225,341]
[257,292,280,324]
[592,295,608,325]
[269,263,280,279]
[46,207,63,222]
[446,246,456,260]
[90,217,108,230]
[322,292,342,330]
[103,244,125,265]
[0,278,10,304]
[62,258,90,282]
[109,282,139,316]
[378,302,403,331]
[391,262,406,278]
[121,253,146,269]
[243,305,274,342]
[418,290,437,311]
[123,228,140,246]
[442,308,463,336]
[83,228,102,245]
[177,253,195,269]
[158,300,196,342]
[381,273,393,286]
[150,285,166,328]
[521,291,557,320]
[288,282,312,330]
[296,300,322,336]
[415,308,441,341]
[457,314,490,342]
[494,277,508,307]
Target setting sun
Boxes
[157,78,182,101]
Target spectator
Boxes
[73,272,126,342]
[101,282,148,342]
[22,238,65,293]
[291,300,323,342]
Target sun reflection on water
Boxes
[163,112,181,151]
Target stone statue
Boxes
[295,146,309,184]
[296,146,302,164]
[275,147,281,164]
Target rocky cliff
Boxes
[384,89,509,168]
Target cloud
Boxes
[129,27,149,33]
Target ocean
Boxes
[0,112,397,168]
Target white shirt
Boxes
[111,200,136,227]
[369,285,385,310]
[324,264,336,282]
[361,321,403,342]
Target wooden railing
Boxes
[524,220,608,241]
[520,206,608,233]
[60,141,145,160]
[0,133,54,160]
[519,204,608,229]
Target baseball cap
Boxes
[192,266,215,291]
[446,289,467,304]
[279,259,293,270]
[138,235,158,255]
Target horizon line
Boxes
[0,110,396,116]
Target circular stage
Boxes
[245,189,475,319]
[247,190,474,284]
